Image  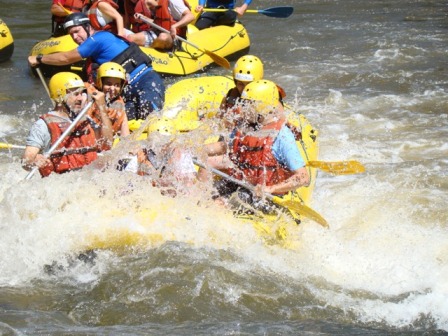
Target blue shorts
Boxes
[123,68,165,120]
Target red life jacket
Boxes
[87,0,119,33]
[53,0,87,24]
[153,0,190,38]
[88,96,126,135]
[39,113,99,177]
[230,119,295,193]
[127,0,153,33]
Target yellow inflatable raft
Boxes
[87,75,319,251]
[0,19,14,62]
[29,22,249,77]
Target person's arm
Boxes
[28,49,83,67]
[98,1,126,37]
[91,91,114,150]
[203,140,227,156]
[120,113,130,137]
[262,167,310,195]
[22,119,52,170]
[51,3,69,18]
[172,9,195,30]
[195,0,206,12]
[22,146,50,171]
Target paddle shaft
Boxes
[202,6,294,18]
[194,159,265,195]
[0,143,26,150]
[25,101,93,180]
[36,68,54,107]
[194,159,328,227]
[134,14,230,69]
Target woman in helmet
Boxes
[22,72,114,177]
[201,80,309,208]
[86,62,130,138]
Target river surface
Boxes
[1,0,448,334]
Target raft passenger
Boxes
[199,80,310,211]
[218,54,264,130]
[84,0,133,38]
[86,62,130,138]
[50,0,85,37]
[122,117,198,196]
[22,72,113,177]
[128,0,194,50]
[195,0,251,30]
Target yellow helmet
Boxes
[233,55,264,83]
[146,117,176,136]
[96,62,126,90]
[241,80,280,116]
[49,72,85,103]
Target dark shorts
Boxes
[123,68,165,120]
[195,10,238,30]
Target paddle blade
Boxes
[272,196,329,228]
[204,50,231,69]
[260,6,294,18]
[307,160,365,175]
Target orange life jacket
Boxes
[153,0,190,38]
[53,0,86,24]
[87,0,119,33]
[127,0,153,33]
[88,96,126,135]
[230,119,295,193]
[39,113,98,177]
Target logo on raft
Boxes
[32,40,61,54]
[148,55,169,66]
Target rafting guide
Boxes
[28,12,165,121]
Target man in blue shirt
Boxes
[195,0,252,30]
[28,13,165,121]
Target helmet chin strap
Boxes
[83,24,91,38]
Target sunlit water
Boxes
[1,0,448,334]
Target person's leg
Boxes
[195,12,219,30]
[129,70,165,120]
[215,10,237,27]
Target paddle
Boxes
[57,2,73,15]
[0,143,26,150]
[25,100,94,180]
[203,6,294,19]
[307,160,365,175]
[193,159,329,228]
[134,14,231,69]
[36,68,55,107]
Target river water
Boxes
[1,0,448,334]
